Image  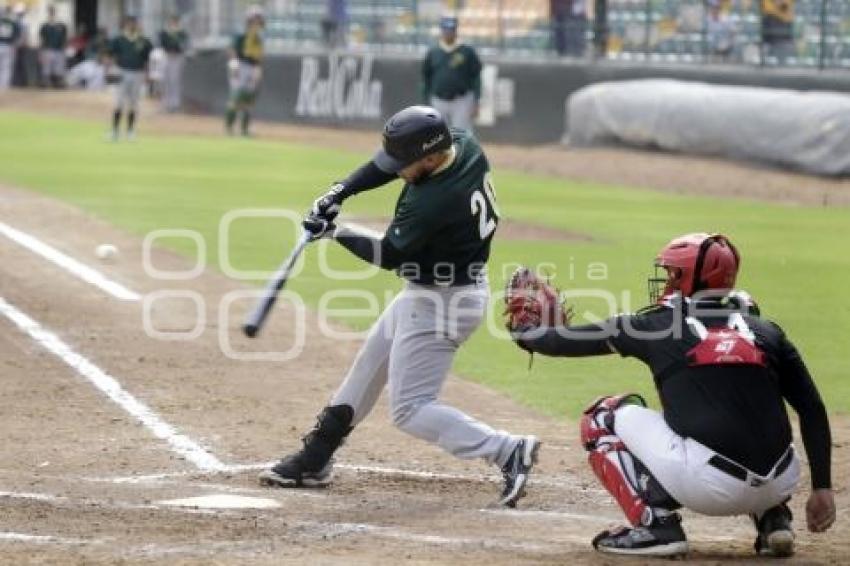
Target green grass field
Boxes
[2,111,848,417]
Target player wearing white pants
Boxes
[260,106,540,507]
[516,233,834,557]
[613,404,799,518]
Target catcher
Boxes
[505,233,834,557]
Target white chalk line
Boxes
[0,490,65,502]
[0,491,564,553]
[480,507,619,524]
[0,532,93,545]
[93,460,600,494]
[0,221,141,301]
[2,489,809,553]
[0,296,226,472]
[0,488,236,516]
[296,520,566,552]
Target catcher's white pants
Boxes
[332,280,520,467]
[615,405,800,517]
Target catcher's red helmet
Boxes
[648,233,740,303]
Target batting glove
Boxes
[303,214,336,241]
[310,183,346,222]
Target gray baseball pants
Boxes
[162,54,184,111]
[0,44,15,90]
[331,280,520,467]
[40,48,66,82]
[431,92,476,132]
[114,69,145,111]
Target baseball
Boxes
[95,243,119,261]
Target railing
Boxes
[158,0,850,69]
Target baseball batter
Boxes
[259,106,540,507]
[108,15,152,141]
[225,6,264,137]
[511,233,835,557]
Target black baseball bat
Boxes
[243,230,312,338]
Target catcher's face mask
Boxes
[648,264,677,304]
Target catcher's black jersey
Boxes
[386,129,498,286]
[521,293,831,488]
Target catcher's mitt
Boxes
[504,267,572,334]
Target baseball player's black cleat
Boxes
[259,404,353,489]
[258,455,334,488]
[752,503,794,557]
[592,512,688,557]
[499,435,540,507]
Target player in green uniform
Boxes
[259,106,540,508]
[421,16,482,132]
[39,5,68,88]
[0,6,21,90]
[108,15,152,141]
[158,14,189,112]
[225,5,264,137]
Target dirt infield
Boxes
[2,89,849,207]
[1,93,848,564]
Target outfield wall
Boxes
[183,49,850,145]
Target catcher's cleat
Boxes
[753,503,794,557]
[499,435,540,507]
[258,454,334,488]
[592,513,689,557]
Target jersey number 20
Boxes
[470,173,500,240]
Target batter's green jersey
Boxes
[386,129,499,286]
[109,33,153,71]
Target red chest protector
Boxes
[686,315,767,368]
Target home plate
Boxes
[158,494,281,509]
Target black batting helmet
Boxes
[373,106,452,174]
